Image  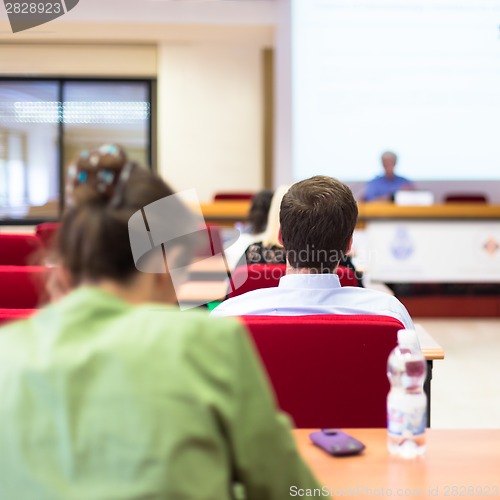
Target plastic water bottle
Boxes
[387,329,427,458]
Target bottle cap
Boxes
[397,329,418,346]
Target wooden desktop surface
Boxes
[416,324,444,360]
[200,201,500,224]
[200,201,250,223]
[294,428,500,498]
[187,257,228,275]
[177,281,228,304]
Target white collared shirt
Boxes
[211,273,414,329]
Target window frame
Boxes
[0,76,155,224]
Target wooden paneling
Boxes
[262,48,274,189]
[199,201,500,225]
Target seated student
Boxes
[243,189,274,235]
[240,186,363,285]
[224,188,274,271]
[212,175,414,329]
[363,151,413,202]
[0,146,320,498]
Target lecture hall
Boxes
[0,0,499,498]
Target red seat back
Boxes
[229,264,285,298]
[0,308,37,326]
[336,266,360,287]
[444,193,487,203]
[214,192,254,201]
[0,266,50,308]
[242,314,402,428]
[228,264,359,298]
[0,234,43,265]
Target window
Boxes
[0,79,153,222]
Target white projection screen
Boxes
[291,0,500,183]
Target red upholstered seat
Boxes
[336,265,360,287]
[0,308,37,326]
[0,266,50,309]
[228,264,359,298]
[213,193,254,201]
[0,234,43,265]
[228,264,286,298]
[241,314,402,428]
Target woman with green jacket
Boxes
[0,146,320,499]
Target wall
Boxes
[0,44,157,77]
[158,43,265,201]
[0,0,276,203]
[0,31,270,202]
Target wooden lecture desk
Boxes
[198,201,500,284]
[200,201,500,225]
[200,200,251,225]
[4,201,500,227]
[357,202,500,220]
[294,428,500,499]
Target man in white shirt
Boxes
[211,175,414,329]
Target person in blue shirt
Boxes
[363,151,413,202]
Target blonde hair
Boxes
[261,185,291,247]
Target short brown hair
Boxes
[279,176,358,271]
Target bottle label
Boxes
[387,406,426,436]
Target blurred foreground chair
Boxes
[0,234,42,265]
[242,314,402,428]
[0,266,50,308]
[0,308,36,326]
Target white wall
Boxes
[0,36,269,203]
[0,2,275,204]
[158,43,264,202]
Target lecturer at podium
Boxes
[363,151,413,202]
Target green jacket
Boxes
[0,287,320,499]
